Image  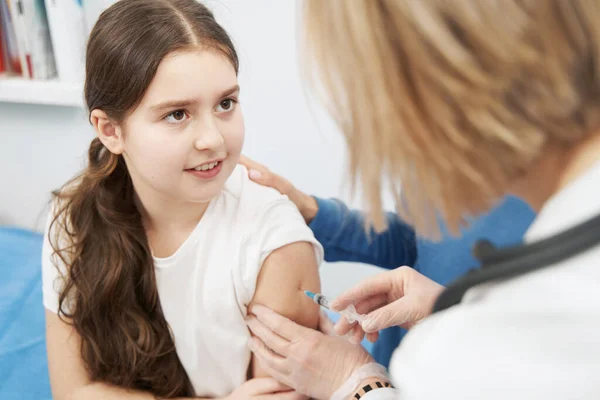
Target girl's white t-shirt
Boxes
[42,165,324,397]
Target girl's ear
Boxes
[90,109,125,155]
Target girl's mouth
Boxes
[185,160,223,179]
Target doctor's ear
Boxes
[90,109,125,155]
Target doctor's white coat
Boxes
[363,160,600,400]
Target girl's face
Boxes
[121,49,244,206]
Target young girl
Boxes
[41,1,322,399]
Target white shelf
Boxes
[0,77,84,107]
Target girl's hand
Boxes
[224,377,307,400]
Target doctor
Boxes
[246,0,600,398]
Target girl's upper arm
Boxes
[45,310,91,400]
[248,241,321,378]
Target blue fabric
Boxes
[0,227,52,400]
[309,195,536,368]
[309,198,418,269]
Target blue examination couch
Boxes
[0,227,52,400]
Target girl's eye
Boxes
[164,110,188,123]
[216,98,237,113]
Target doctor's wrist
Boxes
[330,362,390,400]
[348,377,393,400]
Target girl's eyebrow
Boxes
[220,84,240,98]
[149,85,240,113]
[150,99,198,113]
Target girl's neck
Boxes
[134,188,211,257]
[140,197,210,232]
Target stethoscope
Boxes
[433,212,600,313]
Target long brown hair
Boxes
[303,0,600,237]
[49,0,238,397]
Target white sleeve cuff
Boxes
[235,198,324,307]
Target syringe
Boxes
[304,291,366,324]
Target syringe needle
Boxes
[304,291,366,325]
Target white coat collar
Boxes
[525,158,600,243]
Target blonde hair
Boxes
[303,0,600,237]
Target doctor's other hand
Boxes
[238,155,318,224]
[332,266,445,335]
[317,310,377,345]
[247,305,373,400]
[223,377,306,400]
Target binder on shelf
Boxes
[45,0,85,83]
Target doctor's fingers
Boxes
[318,311,372,344]
[331,268,409,311]
[366,331,379,343]
[333,293,388,336]
[239,156,290,194]
[239,155,269,173]
[251,304,306,342]
[359,271,445,332]
[248,337,293,377]
[247,316,290,355]
[318,310,336,336]
[340,320,378,345]
[361,296,422,332]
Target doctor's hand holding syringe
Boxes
[304,265,444,345]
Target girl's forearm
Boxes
[68,382,203,400]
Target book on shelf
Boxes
[0,16,5,72]
[0,0,118,85]
[9,0,58,79]
[0,0,23,75]
[7,0,31,78]
[1,0,90,83]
